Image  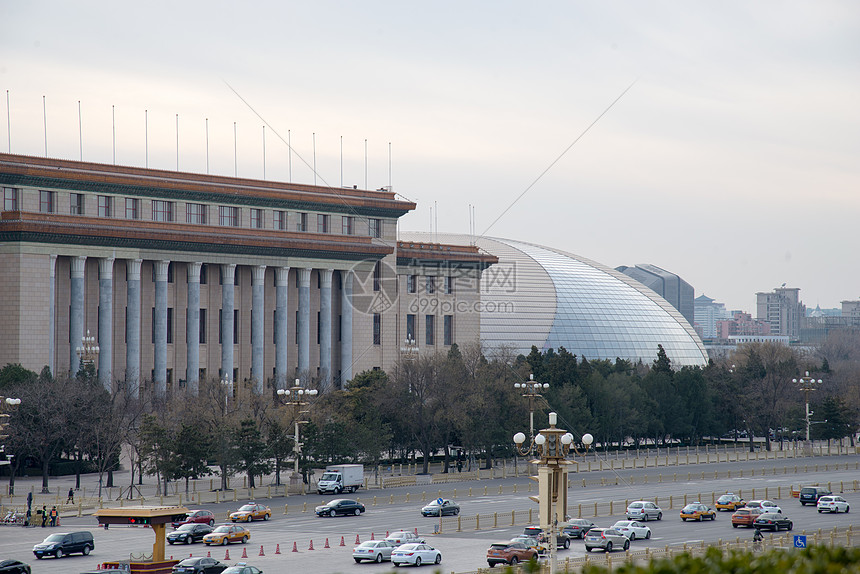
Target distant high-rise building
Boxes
[694,294,730,339]
[716,311,771,339]
[756,287,805,340]
[615,264,694,326]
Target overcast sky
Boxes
[2,1,858,312]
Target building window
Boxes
[443,315,453,346]
[219,205,239,227]
[199,308,207,344]
[425,314,435,345]
[373,313,382,345]
[152,200,175,222]
[373,262,381,292]
[317,213,329,233]
[98,195,112,217]
[297,212,308,232]
[3,187,18,211]
[187,203,207,224]
[234,309,239,343]
[369,218,381,238]
[406,314,416,343]
[70,193,84,215]
[40,190,56,213]
[445,276,453,294]
[200,263,208,285]
[426,276,435,294]
[342,216,354,235]
[273,310,277,345]
[125,198,140,220]
[250,208,263,229]
[274,210,286,230]
[406,275,417,294]
[167,308,174,344]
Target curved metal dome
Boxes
[402,233,708,367]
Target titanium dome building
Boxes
[402,233,708,367]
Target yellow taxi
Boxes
[202,524,251,545]
[229,503,271,522]
[680,502,716,521]
[715,493,745,511]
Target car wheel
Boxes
[682,517,687,522]
[373,553,383,563]
[818,509,823,513]
[630,533,636,541]
[264,514,269,520]
[657,513,662,520]
[510,557,518,565]
[354,509,361,516]
[563,538,570,549]
[83,545,91,556]
[335,486,342,494]
[222,538,228,546]
[55,549,63,559]
[605,542,612,552]
[355,558,362,563]
[733,524,738,528]
[415,557,422,566]
[329,510,337,517]
[698,515,703,522]
[623,540,630,551]
[586,547,593,553]
[788,522,793,531]
[645,530,651,539]
[488,562,495,567]
[711,514,716,521]
[168,541,175,545]
[393,563,401,567]
[209,519,215,526]
[186,537,193,545]
[847,506,850,513]
[454,508,459,515]
[242,536,248,544]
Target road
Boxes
[3,455,858,574]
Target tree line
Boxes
[1,332,859,494]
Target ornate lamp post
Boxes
[514,413,592,574]
[514,374,549,448]
[76,329,100,373]
[401,338,418,361]
[277,379,318,492]
[792,372,823,445]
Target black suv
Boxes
[799,486,832,505]
[33,531,94,559]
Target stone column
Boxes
[274,266,290,389]
[48,255,57,376]
[98,257,115,391]
[153,260,169,398]
[340,270,353,386]
[186,262,202,395]
[126,259,142,399]
[251,265,266,394]
[297,268,311,376]
[319,268,333,389]
[69,256,86,376]
[221,264,236,397]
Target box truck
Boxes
[317,464,364,495]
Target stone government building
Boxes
[0,153,497,397]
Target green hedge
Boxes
[581,546,860,574]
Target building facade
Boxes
[756,286,805,341]
[615,263,695,326]
[693,294,730,340]
[0,153,495,397]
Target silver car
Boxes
[353,540,396,563]
[626,501,663,521]
[584,528,630,552]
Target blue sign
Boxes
[794,535,807,548]
[437,498,444,505]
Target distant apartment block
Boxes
[756,287,805,340]
[694,294,730,339]
[716,311,771,339]
[615,263,694,325]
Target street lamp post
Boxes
[514,374,550,447]
[792,372,823,446]
[277,379,318,493]
[76,329,100,373]
[1,396,22,494]
[514,413,592,574]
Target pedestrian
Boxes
[24,509,31,527]
[67,487,75,505]
[49,506,58,527]
[40,506,47,528]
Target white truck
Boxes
[317,464,364,495]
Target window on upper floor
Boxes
[70,193,84,215]
[98,195,112,217]
[40,190,56,213]
[407,275,417,294]
[152,200,175,222]
[443,315,454,346]
[445,276,454,294]
[250,208,263,229]
[406,314,417,343]
[219,205,239,227]
[317,213,329,233]
[342,215,354,235]
[425,314,435,345]
[297,212,308,232]
[274,210,286,230]
[187,203,207,224]
[3,187,19,211]
[426,276,435,294]
[373,261,381,292]
[373,313,382,345]
[125,198,140,220]
[369,218,382,238]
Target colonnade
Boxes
[49,255,355,397]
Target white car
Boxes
[611,520,652,540]
[391,543,442,567]
[745,500,782,514]
[626,501,663,521]
[353,540,397,563]
[817,495,850,513]
[385,531,425,545]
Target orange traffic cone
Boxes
[414,528,418,535]
[275,544,281,554]
[207,551,211,558]
[241,547,247,559]
[259,545,265,556]
[324,538,330,548]
[386,531,390,537]
[292,542,298,553]
[340,536,345,547]
[371,532,375,540]
[355,535,360,544]
[309,540,315,551]
[224,549,230,560]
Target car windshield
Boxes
[629,503,643,508]
[321,472,338,480]
[238,505,255,511]
[177,524,196,531]
[43,534,65,542]
[212,525,231,532]
[718,495,734,502]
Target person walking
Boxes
[49,506,58,527]
[67,487,75,505]
[40,506,47,528]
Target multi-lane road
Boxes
[3,455,858,574]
